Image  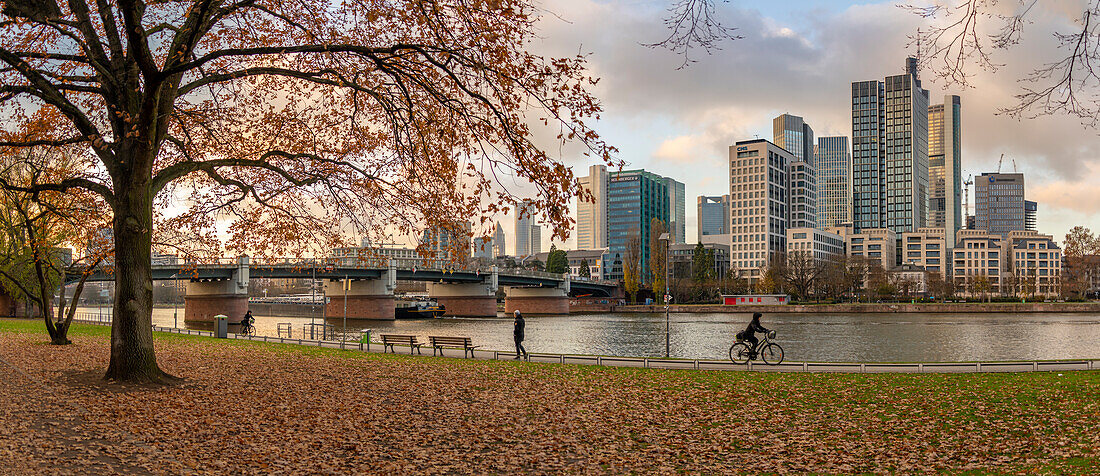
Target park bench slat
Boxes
[380,334,422,355]
[428,336,480,358]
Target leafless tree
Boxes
[906,1,1100,126]
[647,0,743,69]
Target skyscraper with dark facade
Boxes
[697,195,731,237]
[774,114,816,229]
[851,57,930,235]
[815,136,851,229]
[975,173,1029,235]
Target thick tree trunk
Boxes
[103,183,175,383]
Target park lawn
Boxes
[1,318,1097,474]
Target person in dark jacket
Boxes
[242,310,254,332]
[513,310,527,360]
[738,312,769,355]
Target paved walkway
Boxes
[73,319,1100,374]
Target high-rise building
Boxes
[852,57,930,234]
[514,199,542,257]
[728,139,792,280]
[472,236,493,259]
[815,136,851,229]
[1025,200,1037,231]
[493,223,506,257]
[928,95,962,248]
[974,172,1028,234]
[576,164,608,249]
[422,221,472,261]
[788,158,817,229]
[773,114,814,163]
[697,195,731,237]
[665,177,686,243]
[606,170,669,281]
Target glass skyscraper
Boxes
[576,165,608,249]
[606,170,669,281]
[514,199,541,257]
[774,114,816,229]
[851,57,929,234]
[928,95,962,247]
[975,173,1028,234]
[697,195,730,237]
[815,136,851,229]
[665,178,686,243]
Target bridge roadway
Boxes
[70,260,618,297]
[69,257,621,321]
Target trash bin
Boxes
[214,314,228,339]
[360,329,372,351]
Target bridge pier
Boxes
[427,281,498,317]
[323,266,396,320]
[185,256,249,323]
[504,286,570,315]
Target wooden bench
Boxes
[381,334,423,355]
[428,336,480,359]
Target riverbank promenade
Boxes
[2,318,1098,473]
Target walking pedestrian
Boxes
[513,310,527,360]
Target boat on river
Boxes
[395,299,445,319]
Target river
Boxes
[78,306,1100,362]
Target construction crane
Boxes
[997,153,1005,173]
[963,174,974,228]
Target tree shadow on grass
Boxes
[55,369,201,394]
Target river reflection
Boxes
[83,306,1100,362]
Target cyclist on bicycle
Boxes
[242,310,254,332]
[736,312,770,356]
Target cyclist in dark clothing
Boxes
[738,312,769,355]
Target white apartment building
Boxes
[729,139,792,280]
[786,227,845,263]
[952,229,1004,295]
[846,228,897,271]
[1005,230,1061,297]
[900,227,947,277]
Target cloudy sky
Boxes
[504,0,1100,253]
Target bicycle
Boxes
[729,330,784,365]
[239,319,256,336]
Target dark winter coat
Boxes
[513,315,525,341]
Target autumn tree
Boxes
[1062,226,1100,299]
[0,1,614,382]
[648,218,668,296]
[622,229,642,303]
[0,148,109,344]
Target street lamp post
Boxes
[172,273,179,329]
[659,233,670,358]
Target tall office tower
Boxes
[815,136,851,228]
[697,195,731,237]
[606,170,669,281]
[473,236,493,259]
[729,139,792,281]
[422,221,473,260]
[773,114,815,163]
[493,223,506,257]
[928,95,962,248]
[788,159,817,229]
[514,199,542,257]
[975,173,1028,234]
[1025,200,1037,231]
[664,177,686,243]
[852,57,930,234]
[576,164,609,249]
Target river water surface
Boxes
[73,306,1100,363]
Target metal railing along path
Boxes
[64,318,1099,374]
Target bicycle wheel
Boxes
[761,343,784,365]
[729,343,751,364]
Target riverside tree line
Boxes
[605,219,1100,304]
